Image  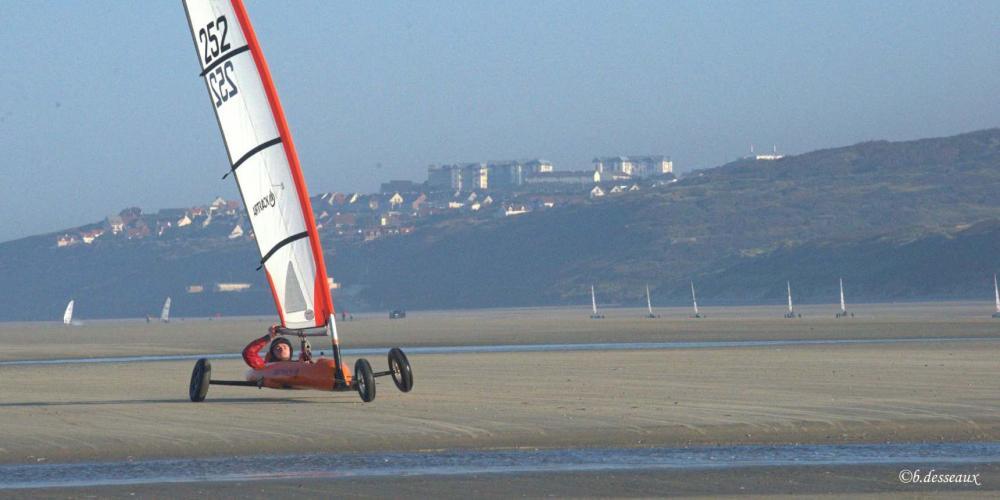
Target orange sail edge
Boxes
[230,0,335,328]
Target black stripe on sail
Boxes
[257,231,310,270]
[199,45,250,76]
[232,137,282,173]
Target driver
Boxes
[242,325,297,370]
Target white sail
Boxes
[691,282,699,315]
[591,285,598,315]
[994,274,999,313]
[646,285,653,315]
[787,281,793,313]
[839,278,846,312]
[183,0,335,330]
[63,300,74,325]
[161,297,172,323]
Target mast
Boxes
[787,281,793,313]
[591,285,598,315]
[646,285,653,314]
[839,278,846,312]
[691,282,699,315]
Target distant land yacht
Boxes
[835,278,851,318]
[690,282,704,318]
[993,275,1000,319]
[161,297,172,323]
[784,281,799,318]
[644,285,659,318]
[62,300,74,325]
[590,285,605,319]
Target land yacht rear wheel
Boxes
[355,358,376,402]
[388,347,413,393]
[189,358,211,402]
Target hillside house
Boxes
[523,170,600,189]
[334,213,357,229]
[56,234,79,247]
[209,196,226,211]
[410,193,428,213]
[126,222,150,240]
[500,203,531,217]
[106,216,125,234]
[330,192,348,206]
[223,200,241,215]
[593,156,673,177]
[380,212,402,227]
[524,159,554,174]
[389,192,404,209]
[214,283,251,292]
[81,228,105,244]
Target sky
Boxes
[0,0,998,243]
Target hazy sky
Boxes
[1,0,998,243]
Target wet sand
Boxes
[6,463,995,499]
[3,301,999,361]
[0,303,998,496]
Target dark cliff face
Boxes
[2,128,1000,320]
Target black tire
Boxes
[388,347,414,393]
[354,358,376,402]
[189,358,211,402]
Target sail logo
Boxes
[253,191,276,216]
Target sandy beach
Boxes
[0,302,997,496]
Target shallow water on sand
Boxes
[1,336,997,366]
[1,442,997,489]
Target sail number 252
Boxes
[198,16,231,65]
[198,16,238,108]
[207,62,238,108]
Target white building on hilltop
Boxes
[593,156,673,178]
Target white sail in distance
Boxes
[63,300,74,325]
[182,0,335,330]
[839,278,846,312]
[591,285,598,315]
[646,285,653,315]
[691,282,699,315]
[161,297,172,323]
[994,274,999,313]
[787,281,793,313]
